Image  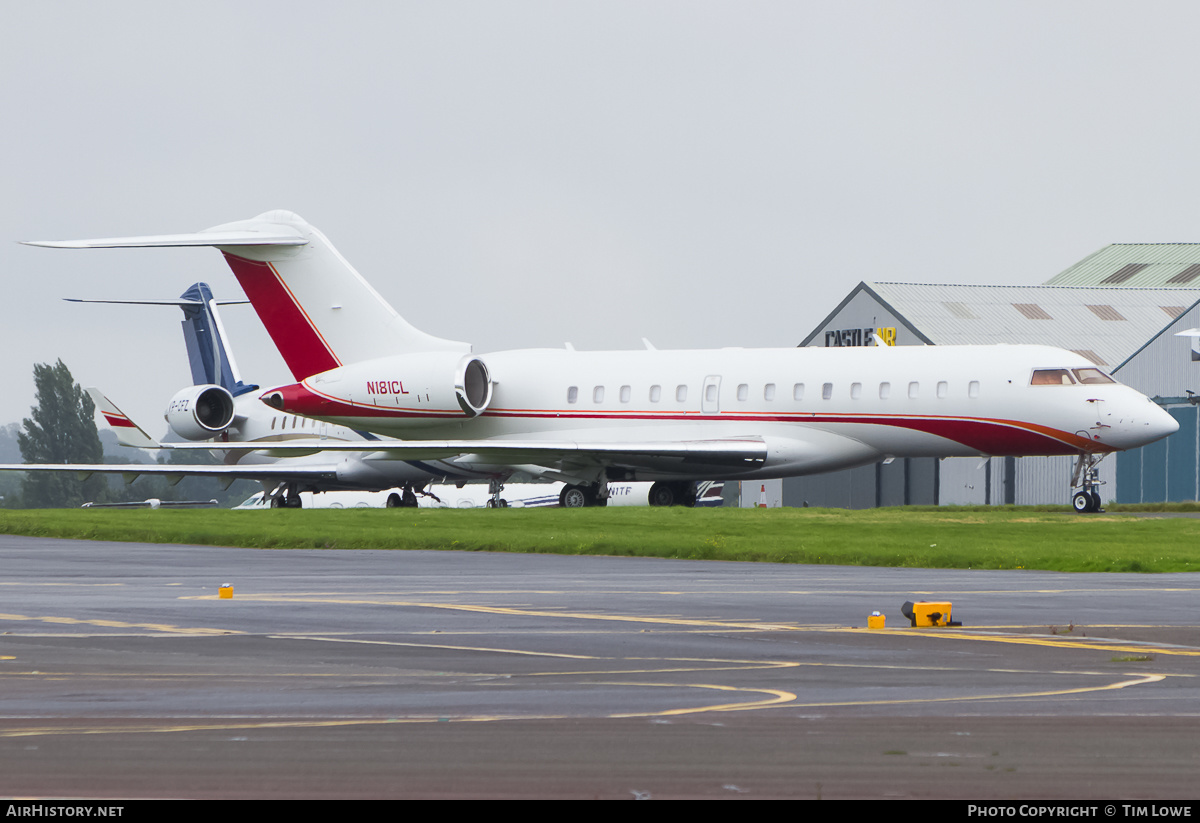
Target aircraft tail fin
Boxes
[68,283,257,396]
[86,388,160,449]
[176,282,257,395]
[30,210,470,380]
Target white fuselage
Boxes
[271,343,1177,482]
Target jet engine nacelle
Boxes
[165,384,236,440]
[261,352,493,427]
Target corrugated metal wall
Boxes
[1117,406,1199,503]
[782,458,939,509]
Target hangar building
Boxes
[789,244,1200,508]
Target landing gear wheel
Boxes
[648,482,696,507]
[270,495,285,509]
[1070,453,1106,514]
[648,482,677,507]
[386,493,402,508]
[560,485,588,508]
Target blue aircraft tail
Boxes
[65,282,257,396]
[177,282,257,396]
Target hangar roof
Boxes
[809,281,1200,369]
[1043,243,1200,288]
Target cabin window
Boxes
[650,385,661,402]
[1031,369,1075,386]
[291,416,297,429]
[822,383,833,400]
[793,383,804,401]
[705,384,718,403]
[567,386,578,404]
[593,386,605,403]
[620,385,631,403]
[850,382,862,399]
[908,382,919,399]
[879,382,890,400]
[676,385,688,402]
[968,380,980,398]
[936,381,948,399]
[737,383,748,401]
[270,417,276,430]
[1072,368,1115,385]
[764,383,776,401]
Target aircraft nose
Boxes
[1147,403,1180,442]
[1120,399,1178,448]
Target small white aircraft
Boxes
[233,481,726,510]
[25,210,1179,511]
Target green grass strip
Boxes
[0,506,1196,573]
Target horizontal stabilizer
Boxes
[23,231,307,250]
[65,298,249,307]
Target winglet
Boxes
[87,388,160,448]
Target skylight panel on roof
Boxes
[942,301,976,319]
[1100,263,1149,285]
[1086,304,1126,321]
[1161,306,1188,318]
[1013,303,1052,320]
[1167,264,1200,285]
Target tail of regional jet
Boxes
[30,210,470,380]
[67,282,257,396]
[176,282,256,396]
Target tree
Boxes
[17,360,109,508]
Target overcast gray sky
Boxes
[4,1,1200,432]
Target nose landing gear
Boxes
[1070,453,1105,513]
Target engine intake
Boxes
[267,352,494,429]
[165,384,235,440]
[455,357,491,417]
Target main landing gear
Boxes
[558,483,609,508]
[385,482,421,509]
[486,478,509,508]
[647,481,698,508]
[268,483,303,508]
[1071,453,1105,514]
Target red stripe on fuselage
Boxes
[276,381,1101,456]
[222,253,341,380]
[825,414,1097,455]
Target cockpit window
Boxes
[1071,368,1116,385]
[1030,369,1075,386]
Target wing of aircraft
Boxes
[3,385,341,489]
[0,460,340,487]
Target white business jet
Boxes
[25,210,1179,510]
